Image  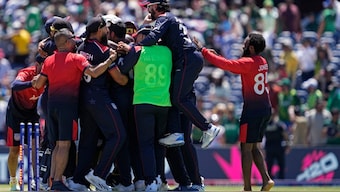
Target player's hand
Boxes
[192,36,203,51]
[109,49,118,61]
[143,14,153,24]
[38,39,48,58]
[207,48,218,55]
[117,41,131,54]
[31,75,39,88]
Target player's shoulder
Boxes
[85,39,110,53]
[17,66,36,77]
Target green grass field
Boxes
[1,184,340,191]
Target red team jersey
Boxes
[41,52,90,104]
[201,48,272,118]
[12,66,44,111]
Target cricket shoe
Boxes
[159,133,184,147]
[191,184,205,191]
[201,125,220,148]
[156,175,169,191]
[67,178,89,191]
[9,179,19,191]
[113,183,135,191]
[145,180,158,191]
[170,185,199,191]
[134,180,145,191]
[85,169,111,191]
[50,180,72,191]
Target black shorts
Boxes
[6,112,39,147]
[47,104,78,143]
[239,114,271,143]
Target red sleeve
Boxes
[74,54,90,72]
[201,48,253,74]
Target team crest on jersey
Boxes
[14,133,21,141]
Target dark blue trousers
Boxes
[167,50,210,133]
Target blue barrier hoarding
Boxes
[0,146,339,184]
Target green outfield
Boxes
[1,184,340,191]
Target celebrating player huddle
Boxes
[5,0,274,191]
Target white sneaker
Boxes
[155,175,169,191]
[113,183,135,191]
[68,178,89,191]
[191,184,205,191]
[145,180,158,191]
[201,125,220,148]
[9,179,19,191]
[39,182,49,191]
[159,133,184,147]
[159,183,170,191]
[85,169,112,191]
[134,180,146,191]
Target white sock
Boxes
[10,177,17,182]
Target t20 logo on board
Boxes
[296,150,339,182]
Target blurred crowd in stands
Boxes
[0,0,339,147]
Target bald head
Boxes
[54,28,74,51]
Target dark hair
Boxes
[156,2,171,12]
[248,32,266,54]
[108,21,126,39]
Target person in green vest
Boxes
[277,78,300,132]
[117,25,172,191]
[324,108,340,145]
[302,78,323,110]
[326,77,340,112]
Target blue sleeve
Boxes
[11,79,32,91]
[138,16,170,46]
[119,46,141,74]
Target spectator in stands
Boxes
[324,108,340,145]
[326,76,340,111]
[258,0,279,49]
[302,78,323,110]
[317,0,336,39]
[277,78,300,132]
[209,68,230,104]
[306,99,332,146]
[291,106,308,146]
[242,0,261,35]
[301,12,319,32]
[296,38,317,83]
[8,21,31,70]
[315,45,331,93]
[0,48,12,89]
[217,102,240,145]
[280,38,299,87]
[278,0,302,38]
[268,76,280,115]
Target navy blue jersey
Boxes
[118,46,140,74]
[77,39,111,90]
[138,12,196,67]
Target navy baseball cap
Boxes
[44,16,63,34]
[52,18,74,34]
[86,16,106,34]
